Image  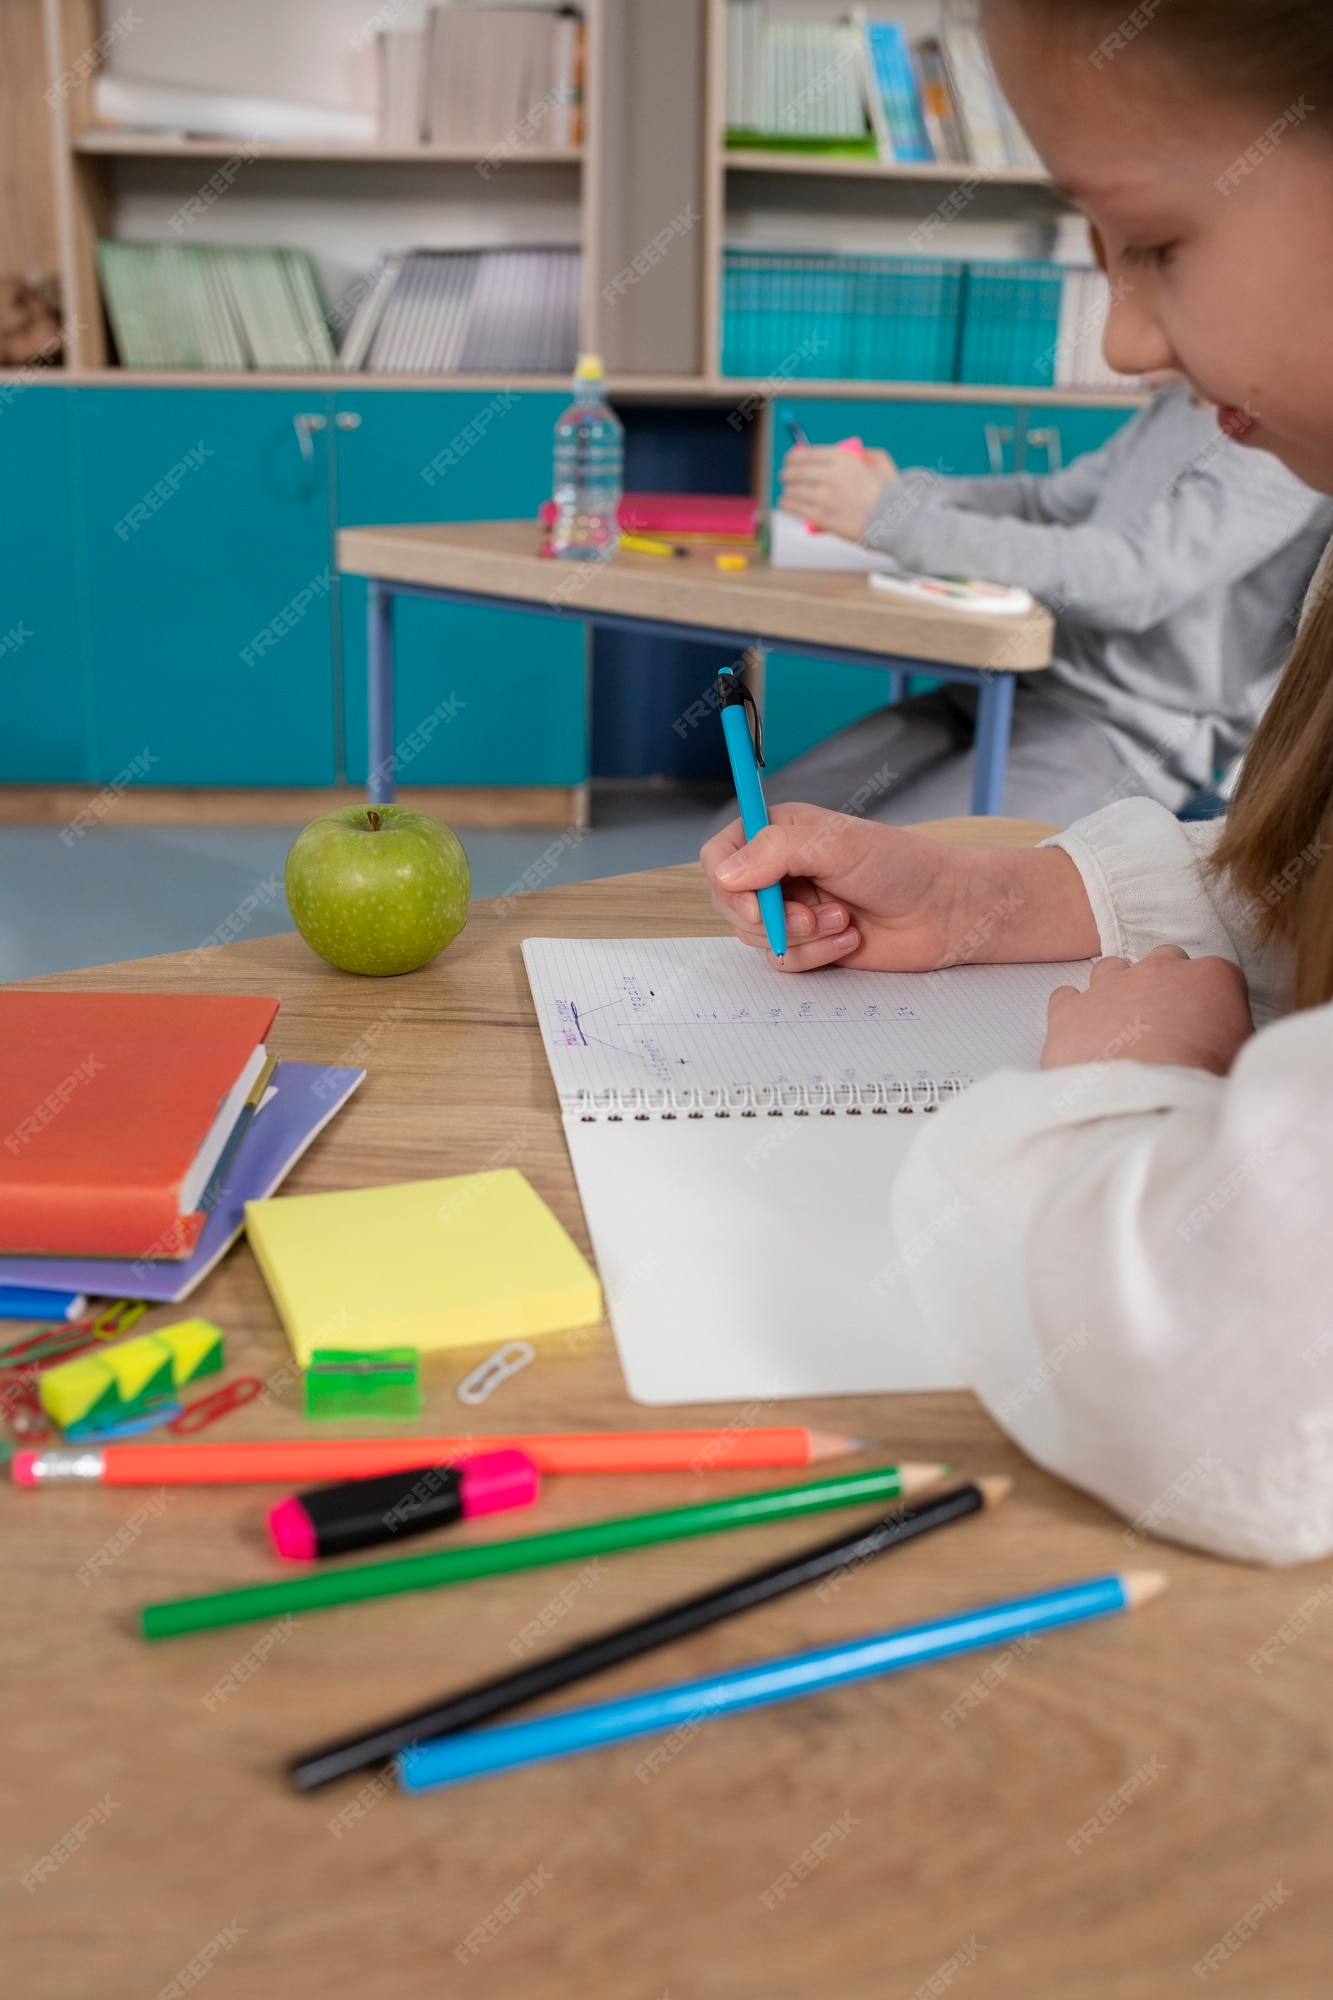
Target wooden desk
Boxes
[6,856,1329,2000]
[336,518,1055,819]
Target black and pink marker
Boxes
[267,1448,539,1562]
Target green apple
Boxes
[285,804,470,976]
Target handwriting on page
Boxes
[524,937,1092,1102]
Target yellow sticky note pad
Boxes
[244,1169,602,1367]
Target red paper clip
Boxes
[168,1376,264,1436]
[4,1380,52,1441]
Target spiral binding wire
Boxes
[571,1079,968,1122]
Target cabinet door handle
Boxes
[1025,424,1063,472]
[335,412,362,430]
[293,412,327,463]
[984,422,1015,475]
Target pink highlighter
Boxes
[805,435,864,531]
[268,1448,539,1562]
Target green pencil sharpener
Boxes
[303,1347,422,1421]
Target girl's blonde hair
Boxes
[996,0,1333,1003]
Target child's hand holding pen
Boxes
[779,439,898,542]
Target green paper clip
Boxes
[304,1347,422,1420]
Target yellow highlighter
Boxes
[620,531,684,557]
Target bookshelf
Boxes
[0,0,1145,406]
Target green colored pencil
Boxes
[139,1460,948,1641]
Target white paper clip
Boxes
[455,1341,536,1406]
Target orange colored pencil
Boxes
[14,1428,880,1487]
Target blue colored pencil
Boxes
[398,1570,1166,1794]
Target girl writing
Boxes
[702,0,1333,1564]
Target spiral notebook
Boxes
[523,935,1092,1405]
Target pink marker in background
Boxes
[268,1448,539,1562]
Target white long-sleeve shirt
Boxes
[892,793,1333,1565]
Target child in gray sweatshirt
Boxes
[752,382,1333,827]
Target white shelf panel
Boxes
[724,150,1055,189]
[73,131,583,167]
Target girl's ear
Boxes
[1089,224,1108,273]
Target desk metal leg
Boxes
[367,583,395,805]
[971,672,1016,816]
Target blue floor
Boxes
[0,786,729,981]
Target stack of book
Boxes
[0,993,363,1310]
[376,4,583,151]
[722,249,1135,389]
[725,11,873,151]
[1053,266,1135,392]
[723,249,962,382]
[956,258,1064,386]
[98,242,333,370]
[338,247,581,374]
[725,3,1042,171]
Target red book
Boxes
[537,493,759,540]
[0,992,279,1257]
[617,493,758,539]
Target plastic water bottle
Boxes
[549,352,623,560]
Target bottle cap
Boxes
[574,352,605,379]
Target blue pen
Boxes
[716,667,787,961]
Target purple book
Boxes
[0,1061,363,1306]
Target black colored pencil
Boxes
[290,1475,1009,1792]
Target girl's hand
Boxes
[1042,945,1255,1075]
[702,802,1099,974]
[779,445,897,541]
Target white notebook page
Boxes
[523,935,1093,1404]
[523,935,1093,1101]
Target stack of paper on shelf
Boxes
[338,247,580,373]
[98,242,334,370]
[374,5,583,152]
[91,73,376,145]
[726,3,873,153]
[0,993,278,1260]
[1054,267,1141,390]
[378,29,429,146]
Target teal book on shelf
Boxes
[722,250,962,384]
[849,258,961,383]
[958,260,1064,388]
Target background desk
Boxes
[337,519,1055,818]
[5,844,1329,2000]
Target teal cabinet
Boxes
[335,390,586,786]
[0,382,1136,791]
[0,386,90,780]
[72,388,338,784]
[772,396,1021,492]
[1023,403,1134,471]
